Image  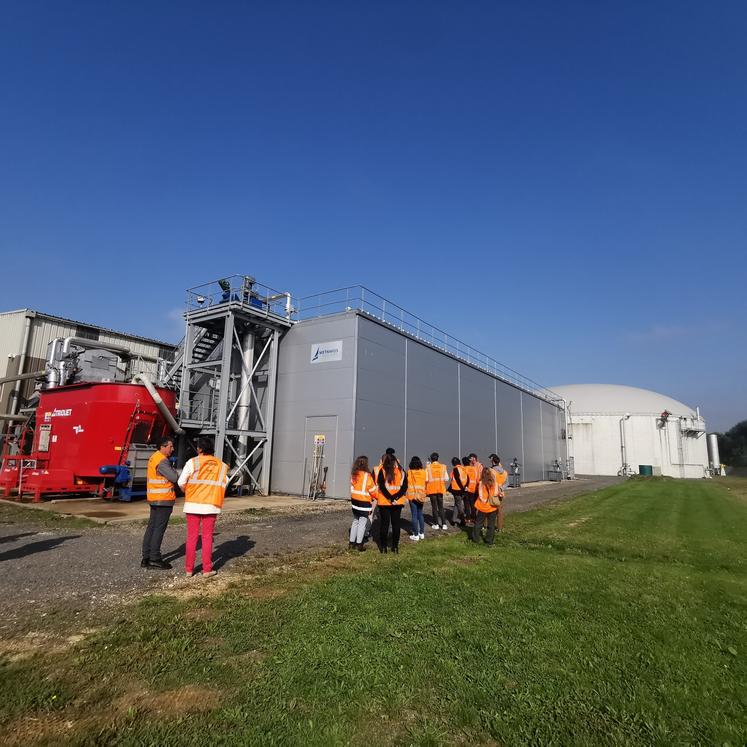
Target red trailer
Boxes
[1,381,176,502]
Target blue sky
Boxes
[1,1,745,430]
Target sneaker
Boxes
[419,533,425,540]
[202,570,217,578]
[140,558,150,568]
[185,571,194,578]
[441,524,448,530]
[431,523,440,530]
[147,559,172,570]
[409,534,419,541]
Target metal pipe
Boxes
[619,413,630,475]
[56,336,133,387]
[132,373,184,435]
[0,369,46,386]
[0,413,29,421]
[9,313,33,413]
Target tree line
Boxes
[716,420,747,467]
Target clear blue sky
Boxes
[1,1,745,430]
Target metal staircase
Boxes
[172,276,295,495]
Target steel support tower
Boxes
[170,276,294,495]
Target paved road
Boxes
[0,476,619,632]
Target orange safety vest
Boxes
[475,479,499,514]
[377,465,405,507]
[146,451,176,503]
[184,455,229,509]
[491,466,508,491]
[450,464,467,492]
[425,462,448,494]
[465,465,478,493]
[406,468,427,502]
[351,471,376,510]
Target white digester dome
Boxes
[551,384,709,479]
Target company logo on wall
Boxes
[310,340,343,364]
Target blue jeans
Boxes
[409,500,425,534]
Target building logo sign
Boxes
[310,340,343,364]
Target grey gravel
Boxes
[0,476,619,633]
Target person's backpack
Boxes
[487,486,503,508]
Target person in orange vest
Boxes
[462,456,478,526]
[489,454,509,532]
[141,437,179,570]
[375,452,408,553]
[449,457,468,526]
[178,436,229,578]
[426,452,450,530]
[350,455,377,551]
[406,456,427,541]
[471,453,486,524]
[473,466,500,545]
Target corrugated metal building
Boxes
[0,309,177,413]
[271,310,567,499]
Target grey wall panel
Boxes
[405,339,460,465]
[354,316,406,465]
[271,313,357,498]
[459,363,497,462]
[522,394,543,482]
[496,380,524,467]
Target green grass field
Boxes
[2,478,746,745]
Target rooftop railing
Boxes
[185,275,296,321]
[297,286,563,404]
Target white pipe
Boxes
[132,373,184,435]
[0,369,46,386]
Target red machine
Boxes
[0,382,176,502]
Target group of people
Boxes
[141,435,229,577]
[350,448,508,553]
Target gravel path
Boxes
[0,476,619,632]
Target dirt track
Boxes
[0,476,619,633]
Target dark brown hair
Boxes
[382,452,397,483]
[351,455,370,477]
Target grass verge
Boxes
[1,478,745,745]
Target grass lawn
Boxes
[1,478,746,745]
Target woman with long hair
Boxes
[406,456,427,541]
[375,452,408,553]
[489,454,508,532]
[350,455,377,551]
[473,466,500,546]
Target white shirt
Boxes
[178,458,221,515]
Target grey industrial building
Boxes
[271,310,567,498]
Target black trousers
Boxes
[142,505,173,561]
[428,493,445,525]
[472,509,497,545]
[378,505,403,550]
[463,492,476,523]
